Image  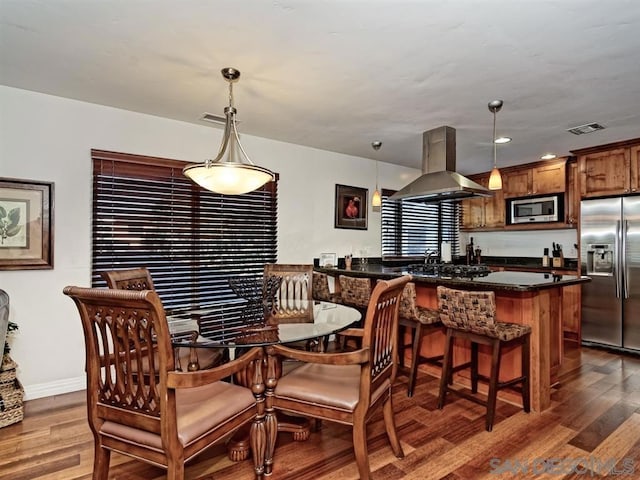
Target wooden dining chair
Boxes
[263,264,317,347]
[63,286,267,480]
[265,275,411,480]
[101,268,222,371]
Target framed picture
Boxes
[319,252,337,268]
[334,184,368,230]
[0,178,54,270]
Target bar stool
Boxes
[336,275,372,349]
[398,282,443,397]
[436,286,531,431]
[312,271,342,304]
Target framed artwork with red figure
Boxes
[334,184,367,230]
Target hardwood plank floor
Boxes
[1,343,639,479]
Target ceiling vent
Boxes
[566,122,605,135]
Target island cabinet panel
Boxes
[562,283,582,343]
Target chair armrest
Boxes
[337,327,364,337]
[167,346,263,389]
[271,343,369,366]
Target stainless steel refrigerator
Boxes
[580,196,640,352]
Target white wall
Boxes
[0,86,420,399]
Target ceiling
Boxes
[2,1,640,174]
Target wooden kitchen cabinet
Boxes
[631,144,640,192]
[461,174,505,230]
[503,159,566,198]
[573,138,640,198]
[565,160,579,226]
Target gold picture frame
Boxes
[334,184,368,230]
[0,178,54,270]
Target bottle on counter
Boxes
[466,237,475,265]
[542,247,550,267]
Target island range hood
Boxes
[389,126,492,203]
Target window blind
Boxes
[91,149,278,315]
[381,188,460,258]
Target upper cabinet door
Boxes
[503,169,532,198]
[532,160,566,195]
[503,160,566,198]
[579,148,630,197]
[631,145,640,194]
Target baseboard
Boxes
[24,376,86,401]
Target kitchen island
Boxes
[316,264,590,412]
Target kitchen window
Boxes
[91,149,278,313]
[381,188,460,258]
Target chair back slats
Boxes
[65,287,173,432]
[361,276,411,393]
[264,264,313,320]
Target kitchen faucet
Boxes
[424,249,439,265]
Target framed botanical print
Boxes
[334,184,368,230]
[0,178,54,270]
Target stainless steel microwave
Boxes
[506,193,564,224]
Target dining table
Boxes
[168,297,362,466]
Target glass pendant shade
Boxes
[184,161,274,195]
[488,166,503,190]
[183,67,275,195]
[488,100,504,191]
[371,188,382,207]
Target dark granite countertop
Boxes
[315,264,590,292]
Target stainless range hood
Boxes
[389,126,492,202]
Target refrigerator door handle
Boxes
[623,220,629,299]
[615,220,621,298]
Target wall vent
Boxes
[566,122,605,135]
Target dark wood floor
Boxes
[2,343,639,479]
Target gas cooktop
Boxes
[407,263,492,278]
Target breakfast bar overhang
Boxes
[316,265,591,413]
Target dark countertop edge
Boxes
[315,266,590,292]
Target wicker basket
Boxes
[0,378,24,428]
[0,354,17,385]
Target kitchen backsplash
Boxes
[460,229,578,259]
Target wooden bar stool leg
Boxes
[522,335,531,413]
[407,322,423,397]
[437,329,454,409]
[471,341,479,394]
[398,324,407,369]
[486,338,502,432]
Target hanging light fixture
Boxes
[488,99,504,191]
[183,67,275,194]
[371,141,382,207]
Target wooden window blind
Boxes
[91,149,278,317]
[381,188,460,258]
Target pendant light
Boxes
[183,67,275,194]
[371,141,382,207]
[488,99,504,191]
